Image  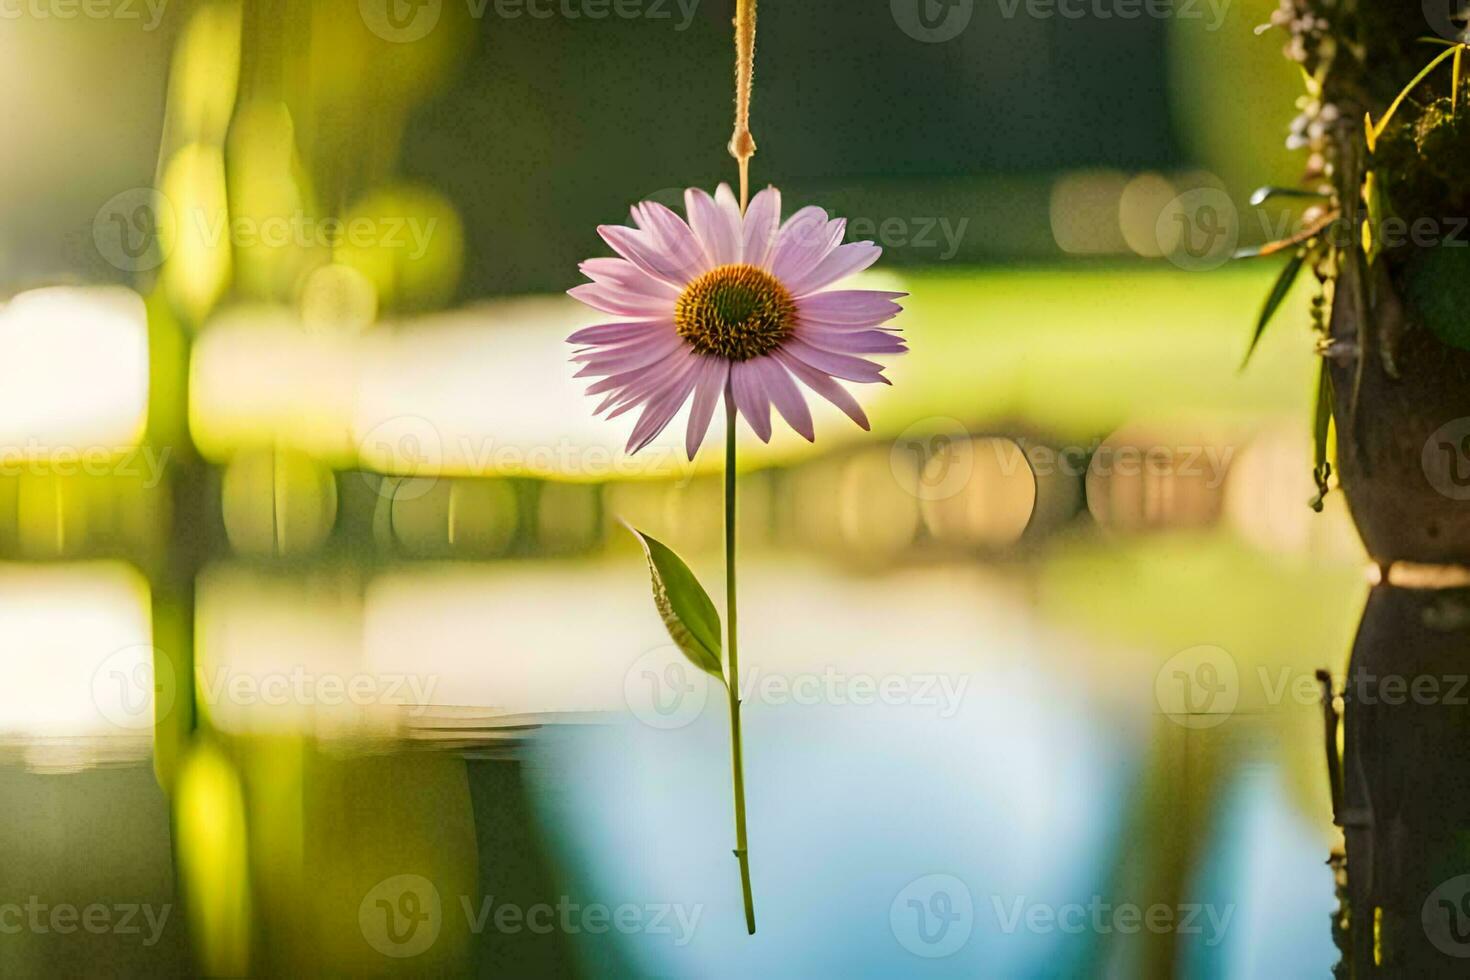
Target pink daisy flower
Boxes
[568,184,907,458]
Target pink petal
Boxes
[782,337,889,384]
[730,360,773,442]
[684,357,731,459]
[796,325,908,355]
[748,356,814,442]
[626,354,702,454]
[574,322,681,355]
[579,257,681,301]
[770,205,829,271]
[796,290,906,326]
[742,187,782,269]
[573,332,685,377]
[715,183,743,231]
[685,188,741,267]
[566,318,672,345]
[768,206,835,282]
[786,242,883,297]
[568,283,673,318]
[772,350,870,430]
[602,385,654,419]
[585,344,694,399]
[634,201,712,280]
[600,350,694,419]
[598,225,698,287]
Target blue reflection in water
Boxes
[525,663,1142,977]
[1182,766,1338,979]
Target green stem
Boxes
[724,392,756,935]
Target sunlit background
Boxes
[1,0,1359,976]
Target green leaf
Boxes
[1313,361,1333,471]
[1240,249,1307,370]
[1363,170,1388,264]
[1310,361,1333,513]
[1370,44,1460,142]
[625,525,725,681]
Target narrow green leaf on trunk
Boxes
[1363,170,1387,264]
[625,524,725,681]
[1310,361,1334,513]
[1369,44,1461,143]
[1241,249,1307,370]
[1313,362,1332,470]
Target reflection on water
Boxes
[0,562,153,771]
[0,285,1366,975]
[0,541,1349,975]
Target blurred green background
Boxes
[0,1,1358,977]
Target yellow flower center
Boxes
[674,263,796,361]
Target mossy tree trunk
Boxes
[1273,1,1470,974]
